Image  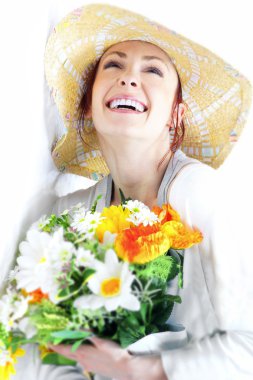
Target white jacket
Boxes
[12,151,253,380]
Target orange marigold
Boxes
[96,205,132,242]
[152,204,181,224]
[115,224,171,264]
[162,221,203,249]
[22,288,49,304]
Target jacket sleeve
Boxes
[161,164,253,380]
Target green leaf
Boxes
[136,256,179,283]
[178,270,184,288]
[119,188,132,205]
[58,288,69,298]
[140,303,149,325]
[118,324,146,348]
[30,311,69,346]
[82,268,96,284]
[125,314,140,328]
[71,339,85,352]
[150,294,181,325]
[170,250,184,288]
[146,324,159,335]
[91,195,102,213]
[51,337,64,345]
[50,330,92,342]
[0,323,9,344]
[165,295,182,304]
[117,313,146,348]
[9,334,38,350]
[42,352,76,366]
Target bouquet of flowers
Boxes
[0,193,202,379]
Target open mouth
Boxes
[106,99,148,113]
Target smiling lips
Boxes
[106,97,148,114]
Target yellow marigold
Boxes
[38,345,54,360]
[96,205,132,242]
[152,204,181,224]
[0,345,25,380]
[162,221,203,249]
[115,224,171,264]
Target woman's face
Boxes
[90,40,179,141]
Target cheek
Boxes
[147,93,175,129]
[160,85,177,111]
[152,87,175,114]
[92,78,111,106]
[148,79,175,100]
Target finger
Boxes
[48,344,74,357]
[88,336,119,349]
[88,336,104,347]
[48,343,97,359]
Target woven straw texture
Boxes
[44,3,252,180]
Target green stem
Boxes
[176,250,184,288]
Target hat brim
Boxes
[45,3,252,178]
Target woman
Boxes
[13,3,253,380]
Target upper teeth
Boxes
[109,98,145,112]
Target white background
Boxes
[0,0,252,283]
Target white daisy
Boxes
[124,200,147,213]
[71,209,103,238]
[74,249,140,312]
[69,202,86,216]
[125,200,159,226]
[0,288,30,332]
[16,228,75,303]
[29,215,51,232]
[75,247,99,268]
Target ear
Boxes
[177,102,187,124]
[85,107,92,118]
[168,102,187,127]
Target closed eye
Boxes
[145,66,163,77]
[103,60,163,77]
[103,60,122,69]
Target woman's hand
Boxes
[49,337,167,380]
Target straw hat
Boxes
[45,3,252,180]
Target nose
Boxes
[118,69,138,88]
[119,79,137,87]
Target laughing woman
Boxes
[12,3,253,380]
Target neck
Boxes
[97,134,173,208]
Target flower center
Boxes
[100,277,121,297]
[39,257,47,264]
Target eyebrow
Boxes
[102,51,171,70]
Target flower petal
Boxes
[104,297,121,312]
[162,221,203,249]
[105,249,119,266]
[115,224,171,264]
[74,295,104,310]
[120,293,140,311]
[88,275,101,295]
